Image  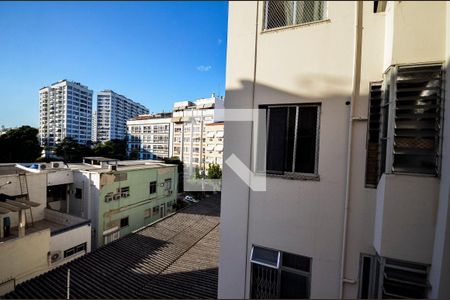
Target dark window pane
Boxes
[120,217,129,228]
[267,107,289,174]
[252,246,279,268]
[360,256,373,299]
[280,271,309,299]
[75,188,82,199]
[282,252,310,272]
[295,107,318,173]
[284,107,297,172]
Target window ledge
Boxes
[261,19,331,34]
[256,172,320,181]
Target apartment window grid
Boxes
[262,104,320,178]
[264,1,327,31]
[365,63,443,187]
[250,245,311,299]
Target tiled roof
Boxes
[5,197,220,299]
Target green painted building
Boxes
[67,158,178,249]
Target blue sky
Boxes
[0,1,228,128]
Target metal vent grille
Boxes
[365,82,383,187]
[264,1,326,30]
[393,64,442,175]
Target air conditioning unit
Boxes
[49,250,62,263]
[105,196,113,203]
[113,194,121,200]
[51,162,60,168]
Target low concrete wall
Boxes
[47,170,73,186]
[0,229,50,295]
[44,208,87,226]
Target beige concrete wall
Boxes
[429,2,450,298]
[374,174,439,264]
[0,229,50,295]
[218,1,258,298]
[384,1,446,70]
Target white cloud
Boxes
[196,65,212,72]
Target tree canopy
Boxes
[0,126,42,163]
[54,137,93,163]
[207,163,222,179]
[92,139,127,160]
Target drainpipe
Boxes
[243,1,260,297]
[339,1,363,298]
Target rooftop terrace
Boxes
[5,195,220,299]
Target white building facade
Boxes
[127,113,174,160]
[172,95,224,169]
[219,1,450,299]
[91,111,97,143]
[39,80,93,146]
[96,90,149,143]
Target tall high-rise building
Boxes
[96,90,149,142]
[39,80,93,146]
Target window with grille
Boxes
[365,63,443,186]
[263,104,320,177]
[358,254,430,299]
[264,1,326,30]
[250,246,311,299]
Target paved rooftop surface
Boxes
[4,196,220,299]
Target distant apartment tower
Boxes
[127,113,174,160]
[172,94,224,169]
[39,80,93,146]
[91,111,97,143]
[96,90,149,143]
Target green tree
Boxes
[93,139,127,160]
[54,137,93,163]
[207,163,222,179]
[194,166,202,179]
[129,148,139,160]
[0,126,42,163]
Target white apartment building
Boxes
[204,122,224,169]
[0,163,91,295]
[127,113,174,160]
[39,80,93,146]
[219,1,450,299]
[172,95,224,169]
[96,90,149,142]
[92,111,97,143]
